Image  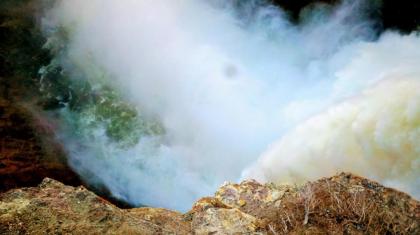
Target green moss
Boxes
[38,26,164,147]
[1,0,163,148]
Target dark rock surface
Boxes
[0,98,82,193]
[271,0,420,33]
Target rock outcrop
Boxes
[0,0,82,193]
[0,178,190,235]
[1,173,419,234]
[0,98,82,192]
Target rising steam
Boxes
[244,77,420,196]
[41,0,419,211]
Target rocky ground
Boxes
[0,172,418,234]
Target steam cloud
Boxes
[244,77,420,196]
[42,0,420,211]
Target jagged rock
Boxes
[207,173,420,234]
[188,197,264,234]
[192,207,262,234]
[1,173,419,234]
[0,178,189,234]
[187,172,419,234]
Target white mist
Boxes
[42,0,419,211]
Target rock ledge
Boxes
[1,173,419,234]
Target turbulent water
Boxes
[41,0,420,211]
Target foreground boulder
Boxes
[1,173,419,234]
[0,178,189,234]
[198,173,420,234]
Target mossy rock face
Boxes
[1,0,164,148]
[34,5,165,148]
